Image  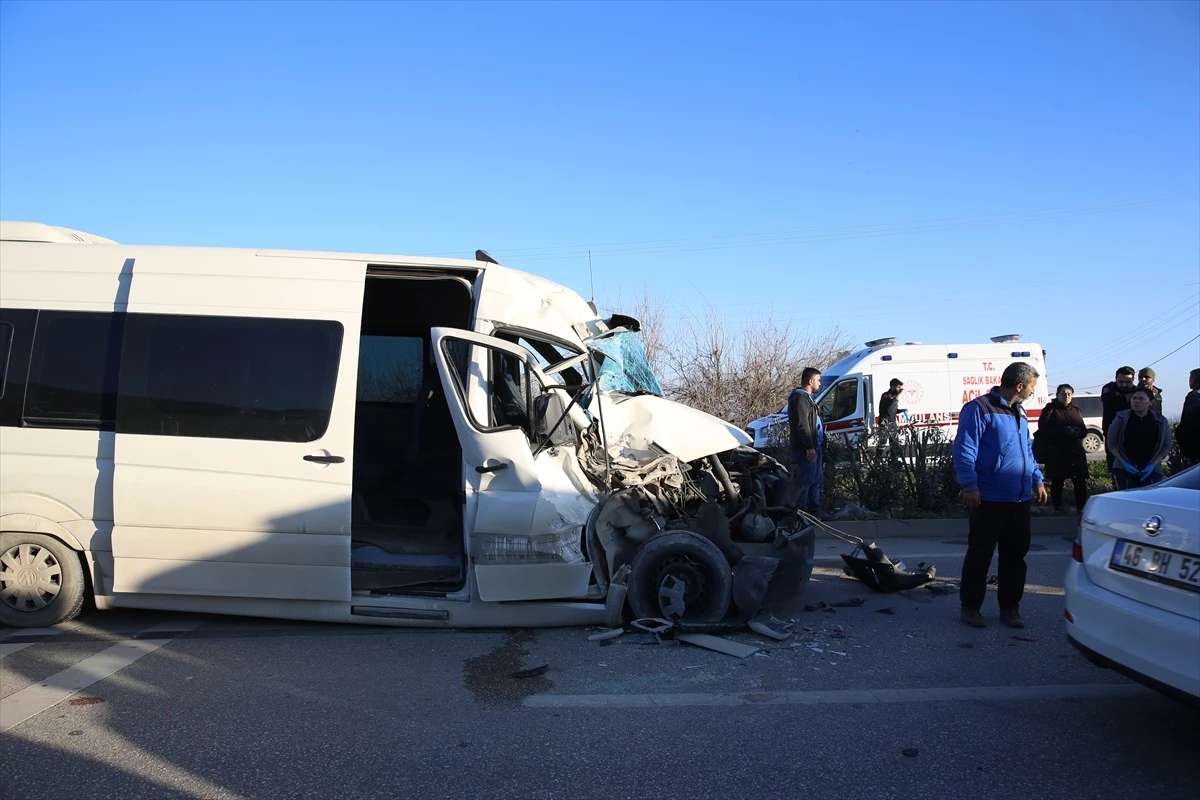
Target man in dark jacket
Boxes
[1101,366,1136,486]
[876,378,904,460]
[788,367,823,515]
[879,379,903,424]
[1175,368,1200,464]
[953,362,1048,630]
[1138,367,1164,415]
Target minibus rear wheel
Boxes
[0,532,86,628]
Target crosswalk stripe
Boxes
[0,619,203,732]
[0,621,84,661]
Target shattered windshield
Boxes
[587,331,664,397]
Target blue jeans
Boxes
[1112,468,1162,491]
[789,450,823,514]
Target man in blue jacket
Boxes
[953,362,1048,629]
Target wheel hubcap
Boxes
[652,555,711,618]
[0,544,63,612]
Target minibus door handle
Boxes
[475,460,509,474]
[304,453,346,464]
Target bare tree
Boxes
[664,305,853,426]
[599,288,853,428]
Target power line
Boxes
[1056,312,1200,375]
[1144,335,1200,368]
[1051,294,1200,370]
[1063,334,1200,392]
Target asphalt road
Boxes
[2,535,1197,800]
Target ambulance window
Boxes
[819,378,859,422]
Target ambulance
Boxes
[746,336,1051,449]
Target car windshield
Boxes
[587,330,664,397]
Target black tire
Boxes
[0,532,86,628]
[627,531,733,623]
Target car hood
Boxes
[592,393,751,462]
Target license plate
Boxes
[1110,540,1200,592]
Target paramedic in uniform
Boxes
[952,362,1048,629]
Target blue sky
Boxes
[2,0,1197,402]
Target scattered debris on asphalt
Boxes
[832,597,866,608]
[587,628,626,642]
[512,664,549,679]
[876,607,895,615]
[748,616,795,641]
[902,748,920,758]
[1013,636,1037,643]
[676,633,760,658]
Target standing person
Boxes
[1138,368,1164,415]
[878,379,903,424]
[1101,366,1136,487]
[1107,387,1173,490]
[787,367,823,516]
[1037,384,1089,513]
[876,378,903,460]
[1177,368,1200,465]
[953,362,1048,629]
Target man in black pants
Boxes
[876,378,903,460]
[952,362,1049,629]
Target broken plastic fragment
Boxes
[748,616,795,641]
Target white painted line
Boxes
[524,682,1149,709]
[0,619,203,732]
[0,621,84,661]
[0,624,80,640]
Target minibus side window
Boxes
[117,314,343,443]
[357,336,424,404]
[24,311,123,430]
[0,322,12,398]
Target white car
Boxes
[1065,465,1200,705]
[1070,393,1106,454]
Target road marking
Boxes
[0,621,84,661]
[0,619,203,732]
[524,682,1150,708]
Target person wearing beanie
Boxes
[1138,367,1164,415]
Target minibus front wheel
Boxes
[0,532,87,628]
